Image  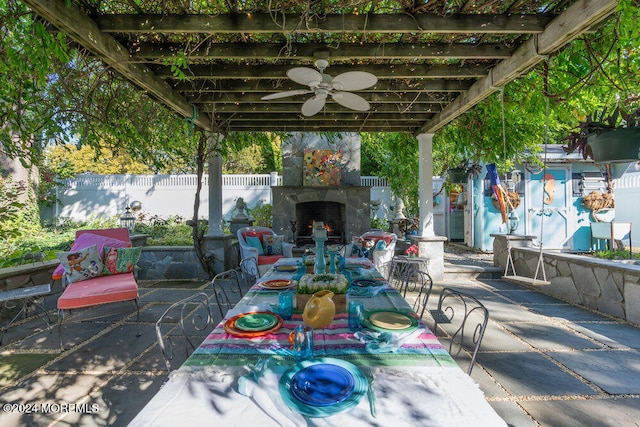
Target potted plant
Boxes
[563,105,640,163]
[447,161,482,184]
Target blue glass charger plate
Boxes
[279,358,368,417]
[351,279,381,287]
[291,363,355,406]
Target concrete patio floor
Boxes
[2,251,640,427]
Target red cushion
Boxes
[257,254,284,265]
[242,230,272,244]
[57,273,138,310]
[362,232,394,246]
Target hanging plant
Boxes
[581,191,614,211]
[562,106,640,163]
[491,191,520,211]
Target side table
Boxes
[0,283,52,345]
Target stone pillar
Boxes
[490,233,536,269]
[417,133,435,237]
[413,133,447,282]
[206,135,224,237]
[411,235,448,282]
[203,134,234,274]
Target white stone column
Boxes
[417,133,435,237]
[206,135,224,237]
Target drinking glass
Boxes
[291,325,314,361]
[278,291,294,320]
[348,300,365,330]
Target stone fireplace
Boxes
[271,133,370,244]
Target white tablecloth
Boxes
[129,365,505,427]
[129,259,506,426]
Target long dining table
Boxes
[129,257,507,427]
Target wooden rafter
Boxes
[22,0,618,135]
[95,13,552,34]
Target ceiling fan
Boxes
[261,59,378,116]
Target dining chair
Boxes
[155,292,214,372]
[405,270,434,319]
[239,257,259,284]
[386,257,417,292]
[432,287,489,375]
[207,269,244,319]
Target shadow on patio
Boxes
[2,248,640,426]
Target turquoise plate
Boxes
[279,358,368,417]
[234,313,279,331]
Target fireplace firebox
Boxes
[295,201,345,245]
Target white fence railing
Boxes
[49,173,392,222]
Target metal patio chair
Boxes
[432,287,489,375]
[155,292,214,372]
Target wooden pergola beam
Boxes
[420,0,618,133]
[200,103,442,114]
[154,64,490,80]
[96,13,552,34]
[215,124,419,132]
[172,79,472,93]
[187,92,454,104]
[212,112,434,122]
[21,0,213,131]
[135,42,513,61]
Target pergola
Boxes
[22,0,619,275]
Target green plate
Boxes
[234,313,279,331]
[363,310,418,332]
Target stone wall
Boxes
[0,245,238,290]
[0,260,58,292]
[495,245,640,325]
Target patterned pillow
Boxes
[350,238,376,259]
[263,235,284,255]
[52,233,130,279]
[103,246,142,275]
[56,245,104,283]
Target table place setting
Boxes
[128,257,507,427]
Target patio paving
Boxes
[2,250,640,426]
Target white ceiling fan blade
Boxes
[301,96,326,116]
[331,71,378,91]
[331,91,370,111]
[261,89,311,100]
[287,67,323,86]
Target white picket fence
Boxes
[51,173,391,222]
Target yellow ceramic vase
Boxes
[302,290,336,329]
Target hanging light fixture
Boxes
[119,206,135,232]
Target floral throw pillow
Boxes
[56,244,104,284]
[350,238,376,259]
[263,234,284,255]
[103,246,142,275]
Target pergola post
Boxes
[413,133,447,282]
[203,134,234,274]
[206,134,225,237]
[417,133,435,237]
